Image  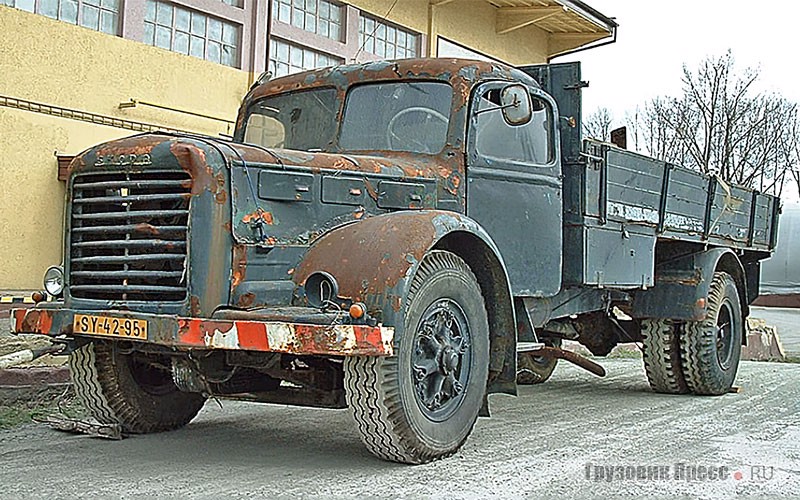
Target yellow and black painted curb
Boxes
[0,296,37,305]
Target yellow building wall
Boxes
[0,6,251,290]
[0,1,556,290]
[350,0,549,64]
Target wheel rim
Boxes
[411,299,472,422]
[715,301,736,369]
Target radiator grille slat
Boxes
[72,239,187,249]
[73,193,191,204]
[73,210,188,221]
[69,171,191,302]
[72,225,187,235]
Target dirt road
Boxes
[1,358,798,499]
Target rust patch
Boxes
[190,295,202,317]
[657,270,703,286]
[134,223,160,236]
[95,134,166,157]
[231,244,248,290]
[242,210,274,225]
[363,178,379,201]
[170,142,230,205]
[237,292,256,308]
[17,309,54,334]
[389,295,402,312]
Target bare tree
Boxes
[783,114,800,198]
[627,51,799,196]
[583,107,613,141]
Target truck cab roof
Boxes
[238,58,542,128]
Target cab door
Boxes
[465,82,563,297]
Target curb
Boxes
[0,366,70,387]
[0,366,72,405]
[0,292,55,319]
[0,296,34,319]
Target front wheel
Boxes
[344,251,489,464]
[680,272,743,395]
[69,341,206,433]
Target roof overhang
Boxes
[481,0,618,59]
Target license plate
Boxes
[73,314,148,340]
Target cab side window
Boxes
[474,88,553,165]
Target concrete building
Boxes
[0,0,615,296]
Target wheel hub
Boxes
[440,347,460,374]
[715,301,735,369]
[411,299,472,421]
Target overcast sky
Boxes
[559,0,800,201]
[561,0,800,122]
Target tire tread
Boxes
[69,342,204,433]
[344,251,486,464]
[641,319,689,394]
[679,272,742,396]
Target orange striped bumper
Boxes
[11,308,394,357]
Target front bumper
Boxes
[11,307,394,357]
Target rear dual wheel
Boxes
[344,251,489,464]
[642,272,742,396]
[680,272,743,395]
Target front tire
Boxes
[344,251,489,464]
[69,341,206,433]
[680,272,743,395]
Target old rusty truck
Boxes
[12,59,779,464]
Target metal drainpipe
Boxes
[547,25,618,63]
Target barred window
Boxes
[2,0,120,35]
[272,0,342,41]
[144,0,240,67]
[358,14,418,59]
[268,38,341,77]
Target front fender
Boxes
[293,210,518,396]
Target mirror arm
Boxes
[473,101,519,117]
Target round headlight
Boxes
[43,266,65,296]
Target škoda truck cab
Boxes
[13,59,779,463]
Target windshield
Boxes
[242,81,453,154]
[243,88,337,151]
[339,82,452,154]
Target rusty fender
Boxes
[292,210,519,396]
[630,247,747,324]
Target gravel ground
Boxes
[0,358,798,499]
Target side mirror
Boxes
[500,85,532,126]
